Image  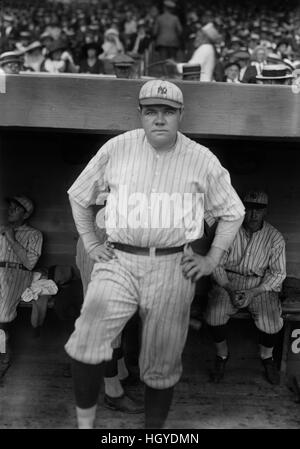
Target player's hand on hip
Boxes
[181,244,216,282]
[88,241,117,262]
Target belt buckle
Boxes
[149,247,156,257]
[7,262,14,268]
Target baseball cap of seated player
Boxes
[6,195,34,216]
[243,190,268,209]
[139,79,183,109]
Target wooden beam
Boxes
[1,73,300,139]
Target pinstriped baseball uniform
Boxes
[76,212,107,296]
[76,211,122,350]
[65,128,244,389]
[0,224,43,322]
[205,221,286,334]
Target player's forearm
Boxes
[212,216,244,252]
[212,266,230,288]
[5,238,35,270]
[205,245,226,271]
[69,197,101,254]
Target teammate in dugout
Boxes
[0,195,43,367]
[205,191,286,385]
[65,79,245,429]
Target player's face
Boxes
[243,206,266,232]
[139,105,183,151]
[7,201,26,224]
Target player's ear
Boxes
[179,106,184,122]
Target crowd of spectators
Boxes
[0,0,300,84]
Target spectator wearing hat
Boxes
[40,31,54,56]
[15,30,31,53]
[175,23,222,81]
[23,41,45,72]
[79,43,104,75]
[205,190,286,386]
[0,51,22,74]
[0,195,43,369]
[99,28,125,61]
[224,60,240,83]
[248,33,260,55]
[153,0,182,60]
[232,50,250,80]
[43,39,78,73]
[230,36,243,53]
[256,64,294,85]
[242,45,268,83]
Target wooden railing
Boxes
[0,73,300,139]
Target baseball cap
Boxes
[6,195,34,216]
[243,191,268,209]
[139,79,183,109]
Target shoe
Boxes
[103,394,144,414]
[210,355,229,383]
[261,357,280,385]
[120,372,141,387]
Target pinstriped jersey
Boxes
[213,221,286,292]
[0,224,43,322]
[0,224,43,270]
[68,129,244,247]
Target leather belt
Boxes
[0,261,28,270]
[226,269,259,278]
[110,242,185,256]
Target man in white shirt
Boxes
[176,22,222,81]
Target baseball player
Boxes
[65,79,245,429]
[205,191,286,385]
[76,207,143,413]
[0,195,43,368]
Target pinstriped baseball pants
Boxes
[204,273,283,334]
[65,249,195,389]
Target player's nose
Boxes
[154,111,166,124]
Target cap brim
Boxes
[5,197,27,212]
[244,201,267,209]
[139,98,183,109]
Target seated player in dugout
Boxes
[205,190,286,385]
[0,195,43,368]
[75,204,143,414]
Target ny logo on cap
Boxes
[157,86,167,95]
[250,193,257,200]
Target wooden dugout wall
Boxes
[0,74,300,276]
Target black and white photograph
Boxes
[1,0,300,435]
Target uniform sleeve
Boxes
[260,236,286,292]
[205,156,245,250]
[67,141,111,208]
[212,250,230,286]
[25,230,43,270]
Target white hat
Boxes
[201,23,222,43]
[139,79,183,109]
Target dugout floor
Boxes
[0,308,300,429]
